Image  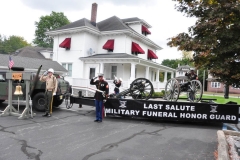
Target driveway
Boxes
[0,102,224,160]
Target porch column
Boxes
[130,63,136,80]
[164,71,168,82]
[171,72,174,78]
[145,66,149,79]
[156,70,159,82]
[99,63,104,74]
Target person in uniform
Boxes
[40,68,58,117]
[184,68,198,101]
[113,76,122,95]
[90,73,109,122]
[185,68,198,81]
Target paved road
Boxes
[0,101,225,160]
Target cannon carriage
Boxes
[109,78,154,100]
[164,76,203,102]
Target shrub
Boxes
[152,91,164,97]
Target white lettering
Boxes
[144,103,164,110]
[165,105,195,111]
[209,114,236,121]
[180,113,207,119]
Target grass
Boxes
[201,94,240,104]
[179,94,240,104]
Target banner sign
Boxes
[104,99,239,124]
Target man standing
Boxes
[185,68,198,81]
[40,68,58,117]
[90,73,109,123]
[185,68,198,101]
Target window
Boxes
[131,42,145,55]
[211,82,221,88]
[62,63,72,77]
[111,66,117,79]
[103,39,114,52]
[89,68,96,79]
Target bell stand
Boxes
[0,72,35,119]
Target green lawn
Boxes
[179,94,240,104]
[201,95,240,104]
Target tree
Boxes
[182,51,193,59]
[0,35,4,53]
[168,0,240,96]
[33,11,70,48]
[0,35,30,54]
[161,59,180,69]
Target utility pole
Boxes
[203,70,205,93]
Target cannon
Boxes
[65,78,154,108]
[110,78,154,100]
[165,77,203,102]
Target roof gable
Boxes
[97,16,129,31]
[54,18,99,31]
[121,17,141,23]
[13,46,49,59]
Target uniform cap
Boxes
[190,68,195,71]
[98,73,104,77]
[119,78,122,81]
[48,68,54,73]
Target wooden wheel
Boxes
[187,80,203,102]
[165,78,180,101]
[129,78,154,100]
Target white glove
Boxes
[93,77,98,80]
[43,71,48,76]
[53,93,56,96]
[114,75,117,80]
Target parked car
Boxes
[0,71,71,111]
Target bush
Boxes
[152,91,164,97]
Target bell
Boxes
[14,84,23,95]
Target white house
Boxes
[46,3,176,94]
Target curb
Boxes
[217,130,240,160]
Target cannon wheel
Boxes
[129,78,154,100]
[165,78,180,101]
[187,80,203,102]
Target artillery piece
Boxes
[110,78,154,100]
[65,78,154,109]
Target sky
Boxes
[0,0,196,63]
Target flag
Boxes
[9,56,14,69]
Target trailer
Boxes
[66,78,239,124]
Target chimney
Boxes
[91,3,98,26]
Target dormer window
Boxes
[132,42,145,55]
[103,39,114,52]
[142,25,151,36]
